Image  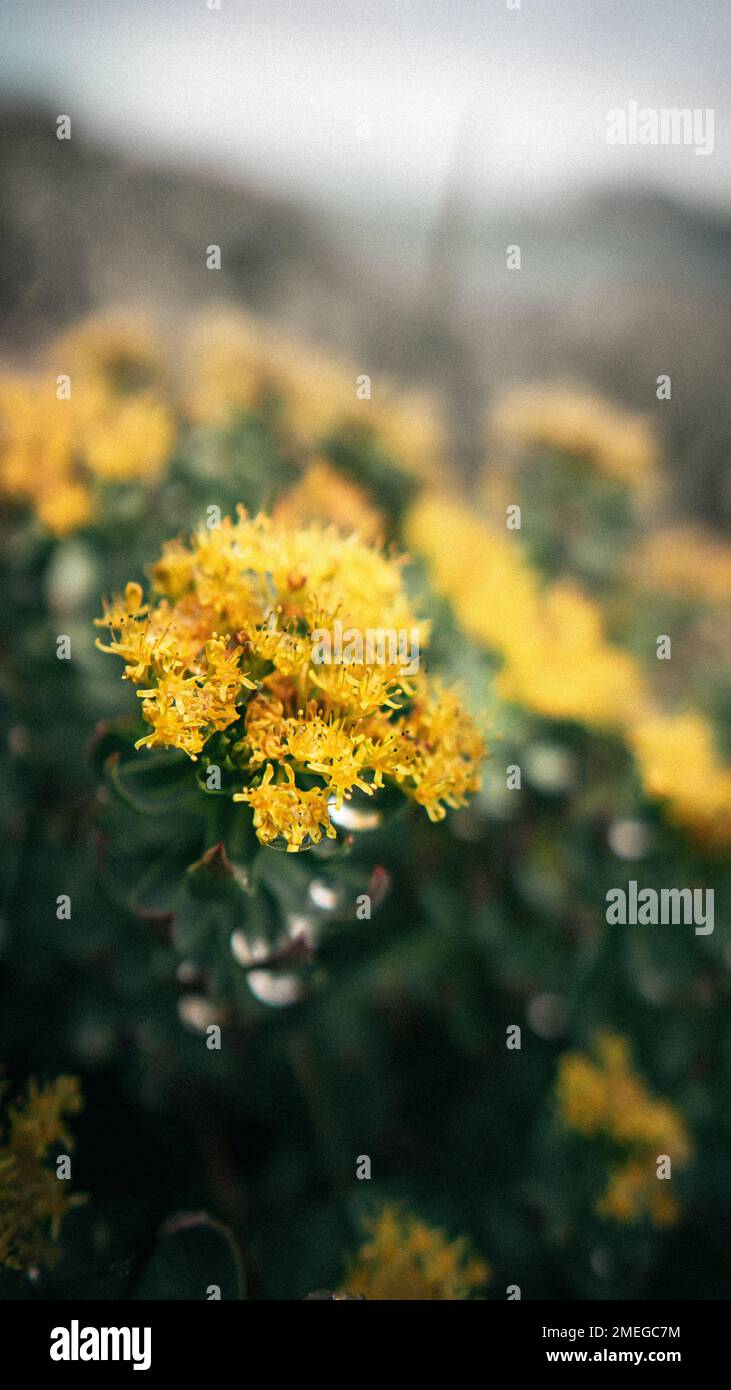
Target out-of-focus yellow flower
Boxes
[96,510,484,849]
[626,525,731,606]
[407,493,731,846]
[628,710,731,849]
[0,1075,84,1271]
[349,387,444,480]
[489,384,658,491]
[274,458,385,542]
[55,315,175,484]
[598,1159,681,1227]
[52,314,165,397]
[184,310,288,425]
[0,376,92,536]
[555,1051,609,1137]
[0,315,175,534]
[341,1205,490,1300]
[407,494,647,730]
[556,1033,691,1227]
[494,581,646,728]
[77,390,175,482]
[267,333,359,447]
[185,310,442,477]
[36,481,95,536]
[406,493,542,649]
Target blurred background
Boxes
[1,0,730,1303]
[1,0,730,517]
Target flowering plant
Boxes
[91,508,484,1021]
[96,509,484,853]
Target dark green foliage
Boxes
[1,409,729,1301]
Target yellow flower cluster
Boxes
[409,496,731,846]
[489,384,658,490]
[0,379,90,534]
[407,495,646,729]
[494,583,647,727]
[626,525,731,606]
[0,308,442,538]
[0,1075,84,1271]
[629,711,731,850]
[96,510,484,850]
[556,1034,691,1227]
[341,1205,490,1300]
[185,310,443,477]
[0,315,174,534]
[273,457,385,542]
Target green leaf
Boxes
[88,719,140,774]
[134,1213,244,1300]
[105,750,201,816]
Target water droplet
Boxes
[45,539,98,612]
[230,929,271,968]
[176,959,205,987]
[247,970,303,1007]
[286,912,319,946]
[607,818,654,860]
[261,832,316,853]
[177,995,223,1032]
[328,796,382,831]
[308,878,345,913]
[525,743,576,794]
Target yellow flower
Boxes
[282,708,376,805]
[52,314,165,397]
[184,310,442,476]
[556,1033,691,1226]
[628,711,731,850]
[625,525,731,606]
[488,384,658,490]
[36,481,95,536]
[597,1158,680,1226]
[555,1053,609,1137]
[183,310,296,426]
[96,509,485,850]
[59,315,174,484]
[406,493,542,650]
[308,662,409,718]
[342,386,444,479]
[274,458,385,542]
[387,680,486,821]
[0,375,92,536]
[234,762,337,852]
[493,582,646,728]
[0,1075,85,1271]
[76,390,174,482]
[136,647,247,759]
[410,494,731,845]
[408,494,647,730]
[0,315,174,534]
[341,1206,490,1300]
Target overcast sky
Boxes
[2,0,728,224]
